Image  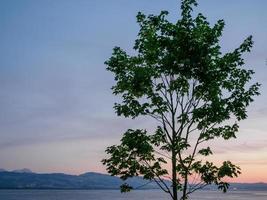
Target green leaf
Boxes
[198,147,213,156]
[120,183,133,193]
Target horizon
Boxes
[1,168,267,184]
[0,0,267,184]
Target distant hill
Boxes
[227,183,267,191]
[0,170,267,190]
[12,168,33,173]
[0,171,160,189]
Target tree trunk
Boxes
[172,152,178,200]
[182,175,188,200]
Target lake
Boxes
[1,190,267,200]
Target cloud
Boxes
[0,111,156,151]
[235,160,267,166]
[212,139,267,154]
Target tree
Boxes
[102,0,260,199]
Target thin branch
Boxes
[187,182,208,195]
[161,115,173,143]
[154,150,172,160]
[148,113,164,124]
[134,180,153,189]
[143,160,173,197]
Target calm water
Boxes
[0,190,267,200]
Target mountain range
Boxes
[0,169,267,191]
[0,169,159,189]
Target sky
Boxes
[0,0,267,183]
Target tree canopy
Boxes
[102,0,260,199]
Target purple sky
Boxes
[0,0,266,182]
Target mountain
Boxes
[0,171,161,189]
[12,168,33,173]
[0,169,6,172]
[192,182,267,191]
[227,183,267,191]
[0,171,267,190]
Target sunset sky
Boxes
[0,0,266,183]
